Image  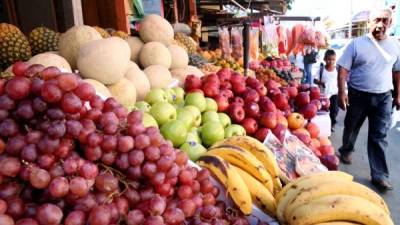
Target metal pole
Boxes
[243,21,250,76]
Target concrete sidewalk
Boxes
[330,110,400,224]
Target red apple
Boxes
[320,155,339,170]
[309,86,321,100]
[230,73,245,84]
[299,83,310,92]
[217,68,232,82]
[202,73,220,86]
[214,94,229,112]
[260,112,277,129]
[266,79,280,90]
[305,122,320,139]
[254,128,270,142]
[241,118,258,135]
[301,103,318,120]
[184,75,202,91]
[319,145,335,156]
[292,130,311,145]
[202,82,219,97]
[310,99,322,111]
[244,102,260,118]
[220,89,234,100]
[220,82,232,90]
[286,86,298,99]
[268,88,282,98]
[320,97,330,111]
[231,82,246,95]
[272,123,287,142]
[231,97,244,106]
[259,96,277,113]
[243,88,260,103]
[295,92,310,108]
[229,103,245,123]
[272,93,289,110]
[246,77,259,89]
[289,80,299,88]
[254,83,267,96]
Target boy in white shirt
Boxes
[314,50,339,131]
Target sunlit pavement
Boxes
[330,110,400,224]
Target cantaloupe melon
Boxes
[124,62,150,101]
[107,78,137,107]
[170,66,204,86]
[27,52,72,72]
[58,25,102,69]
[139,42,171,69]
[139,14,174,45]
[168,44,188,69]
[144,65,172,89]
[83,79,112,99]
[77,37,130,85]
[126,37,144,63]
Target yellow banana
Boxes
[315,222,362,225]
[206,145,273,193]
[287,195,394,225]
[212,136,282,192]
[197,155,252,215]
[276,171,353,223]
[232,165,276,216]
[284,180,390,221]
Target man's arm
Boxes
[393,71,400,110]
[338,66,350,110]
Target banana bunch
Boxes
[276,171,393,225]
[197,136,282,216]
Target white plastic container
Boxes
[311,112,331,137]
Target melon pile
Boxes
[9,15,202,110]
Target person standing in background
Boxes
[303,46,318,85]
[337,8,400,191]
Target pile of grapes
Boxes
[0,63,252,225]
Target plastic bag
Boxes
[391,108,400,129]
[261,17,278,55]
[291,24,305,55]
[315,31,327,48]
[286,27,293,54]
[276,25,288,55]
[249,28,260,62]
[231,27,243,60]
[299,24,316,45]
[218,27,231,59]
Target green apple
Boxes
[180,142,207,161]
[142,112,158,128]
[172,87,185,105]
[184,106,202,127]
[164,88,175,104]
[135,101,151,112]
[177,109,195,130]
[218,113,231,128]
[202,111,220,125]
[205,98,218,112]
[150,102,177,126]
[161,120,187,147]
[224,124,246,138]
[144,88,167,105]
[185,92,207,112]
[185,129,202,144]
[201,122,225,147]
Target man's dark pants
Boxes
[338,87,392,181]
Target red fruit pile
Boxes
[0,63,250,225]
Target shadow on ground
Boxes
[330,110,400,224]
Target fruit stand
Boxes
[0,7,395,225]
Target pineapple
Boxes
[174,33,197,54]
[28,27,59,55]
[111,30,129,39]
[0,23,32,70]
[93,26,110,38]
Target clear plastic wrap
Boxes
[261,17,279,56]
[219,26,231,59]
[249,28,260,62]
[231,27,243,60]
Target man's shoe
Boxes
[339,153,352,164]
[371,179,393,191]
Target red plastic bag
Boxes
[277,25,288,55]
[299,24,316,45]
[286,27,293,54]
[315,31,327,48]
[291,24,305,55]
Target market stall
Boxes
[0,5,395,225]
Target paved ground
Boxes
[330,110,400,224]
